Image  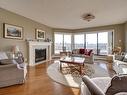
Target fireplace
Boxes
[35,48,46,63]
[28,41,52,66]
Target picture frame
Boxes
[3,23,23,39]
[35,29,45,39]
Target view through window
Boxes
[74,34,85,49]
[54,33,71,54]
[54,31,113,55]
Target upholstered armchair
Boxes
[0,52,27,87]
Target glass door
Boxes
[86,33,97,54]
[98,32,108,55]
[54,33,63,54]
[74,34,85,49]
[63,34,72,51]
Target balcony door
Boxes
[74,34,85,49]
[54,33,71,54]
[64,34,72,52]
[54,34,63,54]
[86,33,97,54]
[98,32,108,55]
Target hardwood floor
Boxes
[0,60,115,95]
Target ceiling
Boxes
[0,0,127,29]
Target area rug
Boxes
[47,61,110,88]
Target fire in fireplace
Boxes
[35,48,46,63]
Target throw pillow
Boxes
[79,49,85,54]
[115,55,124,61]
[15,52,24,64]
[15,56,24,64]
[84,49,88,55]
[105,75,127,95]
[87,50,93,56]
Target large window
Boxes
[98,32,108,55]
[86,32,113,55]
[54,33,71,54]
[64,34,72,52]
[86,33,97,54]
[54,31,113,55]
[54,34,63,54]
[74,34,85,49]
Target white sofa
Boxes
[0,52,27,87]
[112,55,127,74]
[71,49,94,64]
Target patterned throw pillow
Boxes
[115,55,124,61]
[79,49,85,54]
[15,52,24,64]
[87,50,93,56]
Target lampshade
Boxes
[12,45,20,53]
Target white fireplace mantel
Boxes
[28,41,52,66]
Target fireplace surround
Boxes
[28,41,52,66]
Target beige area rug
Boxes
[47,61,110,88]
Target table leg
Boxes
[60,62,62,71]
[80,65,83,75]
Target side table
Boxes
[107,55,114,63]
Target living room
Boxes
[0,0,127,95]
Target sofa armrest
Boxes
[82,76,105,95]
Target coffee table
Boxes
[60,56,85,75]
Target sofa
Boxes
[71,49,94,64]
[80,75,127,95]
[112,54,127,74]
[0,52,27,87]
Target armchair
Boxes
[0,52,27,87]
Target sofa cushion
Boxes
[105,75,127,95]
[0,52,8,60]
[0,59,17,65]
[72,49,79,54]
[82,76,105,95]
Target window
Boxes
[64,34,72,51]
[74,34,85,49]
[86,33,97,54]
[54,34,63,54]
[98,32,108,55]
[54,33,72,54]
[54,31,113,55]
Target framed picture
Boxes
[36,29,45,39]
[3,23,23,39]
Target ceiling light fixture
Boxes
[82,13,95,22]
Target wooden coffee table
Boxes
[60,56,85,75]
